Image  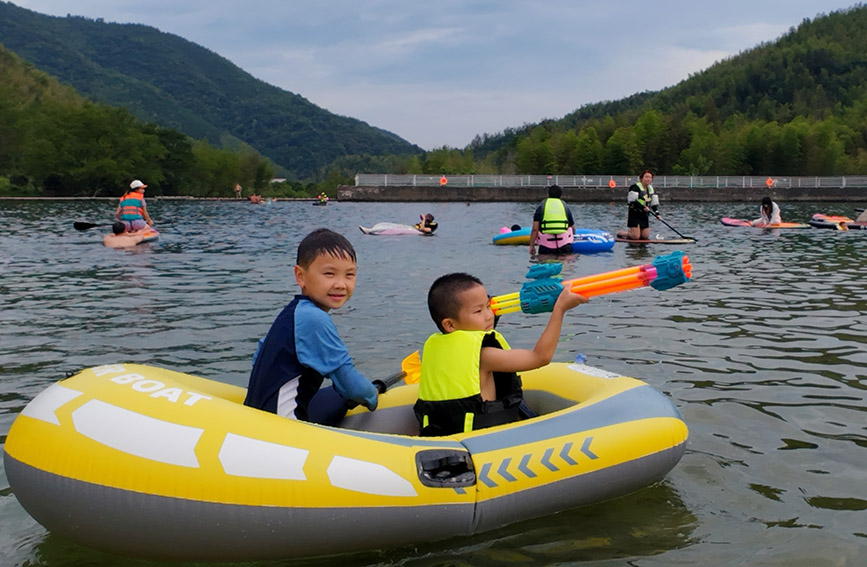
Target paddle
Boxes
[371,350,421,392]
[346,351,421,410]
[651,212,696,241]
[74,221,111,231]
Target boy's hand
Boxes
[554,285,588,311]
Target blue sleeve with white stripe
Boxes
[294,301,378,410]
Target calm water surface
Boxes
[1,199,865,566]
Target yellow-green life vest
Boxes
[415,330,522,436]
[540,198,569,234]
[635,182,655,208]
[418,330,510,400]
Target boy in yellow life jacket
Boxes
[413,273,587,436]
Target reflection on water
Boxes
[1,199,865,566]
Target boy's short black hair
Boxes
[548,184,562,198]
[297,228,357,268]
[112,222,126,235]
[428,273,483,333]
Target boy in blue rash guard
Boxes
[244,228,378,424]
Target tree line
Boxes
[0,45,340,198]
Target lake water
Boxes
[1,199,865,567]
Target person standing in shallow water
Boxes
[529,185,575,255]
[626,170,660,240]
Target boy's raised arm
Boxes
[481,287,586,374]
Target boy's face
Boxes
[294,252,357,311]
[442,284,495,333]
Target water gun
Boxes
[490,251,692,315]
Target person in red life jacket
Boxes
[529,185,575,255]
[626,169,660,240]
[115,179,154,232]
[413,272,587,437]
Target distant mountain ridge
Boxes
[468,4,867,176]
[0,1,422,178]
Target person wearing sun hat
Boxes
[115,179,154,231]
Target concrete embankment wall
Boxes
[338,185,866,202]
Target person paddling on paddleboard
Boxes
[115,179,154,231]
[751,196,782,227]
[529,185,575,255]
[626,170,660,240]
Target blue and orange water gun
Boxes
[490,251,692,315]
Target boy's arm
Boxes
[481,287,587,374]
[295,304,378,409]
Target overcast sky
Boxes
[11,1,856,150]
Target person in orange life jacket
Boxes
[244,228,379,425]
[413,272,587,437]
[103,221,147,248]
[529,185,575,255]
[115,179,154,232]
[626,169,660,240]
[414,213,438,234]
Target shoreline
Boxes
[338,185,867,202]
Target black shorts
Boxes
[627,208,649,229]
[538,243,572,254]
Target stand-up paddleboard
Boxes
[103,228,160,248]
[615,231,695,244]
[720,217,810,228]
[359,222,427,236]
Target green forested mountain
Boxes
[463,4,867,176]
[0,1,422,179]
[0,43,286,197]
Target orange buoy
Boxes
[439,175,448,186]
[608,179,616,188]
[766,177,774,187]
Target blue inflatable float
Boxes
[493,227,614,254]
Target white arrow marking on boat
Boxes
[20,384,83,425]
[72,400,203,467]
[327,455,417,497]
[219,433,308,480]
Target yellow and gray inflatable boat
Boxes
[4,362,688,561]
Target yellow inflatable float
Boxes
[5,361,688,561]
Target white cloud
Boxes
[10,0,854,148]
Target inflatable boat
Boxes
[5,362,687,561]
[493,228,614,253]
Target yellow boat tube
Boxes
[4,362,688,561]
